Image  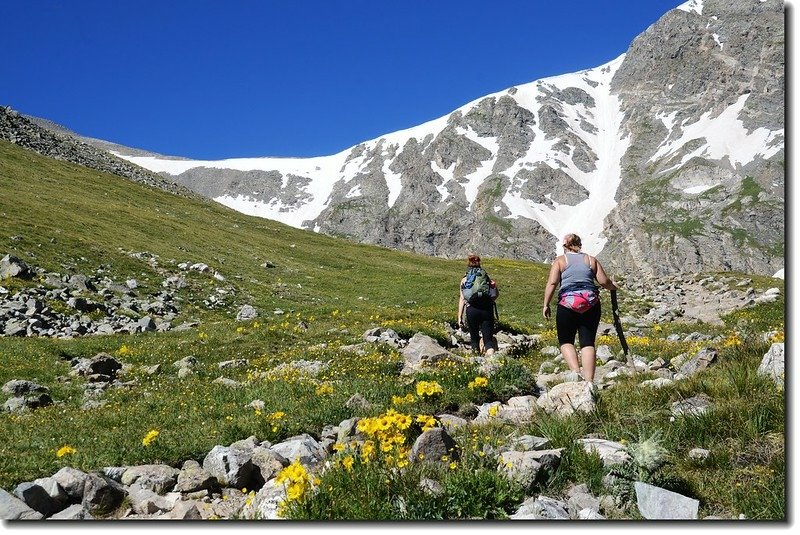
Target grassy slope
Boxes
[0,140,785,519]
[0,140,548,480]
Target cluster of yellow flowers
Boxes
[392,393,416,406]
[275,459,317,502]
[467,376,488,390]
[769,331,785,343]
[315,383,334,396]
[346,409,439,469]
[722,332,743,348]
[415,381,443,397]
[56,445,76,458]
[596,334,615,346]
[267,411,285,433]
[236,326,247,335]
[117,344,132,356]
[627,335,653,346]
[142,429,160,447]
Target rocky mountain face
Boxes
[601,0,784,277]
[0,107,195,197]
[7,0,784,278]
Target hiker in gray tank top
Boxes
[560,252,599,296]
[542,233,619,382]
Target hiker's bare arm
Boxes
[595,260,619,291]
[542,259,561,318]
[457,278,466,327]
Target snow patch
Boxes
[772,268,784,279]
[650,94,784,171]
[345,185,362,198]
[431,161,456,203]
[683,184,716,194]
[712,33,723,49]
[501,55,629,256]
[677,0,703,15]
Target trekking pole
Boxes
[610,290,633,372]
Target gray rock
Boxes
[336,417,360,442]
[3,318,28,337]
[270,359,329,377]
[510,495,570,520]
[418,478,444,496]
[688,448,711,462]
[498,449,562,490]
[578,508,605,520]
[70,353,122,378]
[52,467,90,501]
[212,377,242,388]
[13,477,68,516]
[595,345,614,364]
[236,304,258,321]
[363,327,405,347]
[536,381,596,416]
[127,484,181,515]
[251,446,289,485]
[436,414,468,432]
[344,393,371,411]
[567,484,602,518]
[757,342,784,386]
[172,356,199,369]
[219,359,248,369]
[81,473,127,516]
[577,438,631,467]
[269,434,326,466]
[175,460,218,494]
[410,428,460,465]
[203,445,253,488]
[121,464,179,494]
[2,379,48,397]
[47,503,93,520]
[137,315,156,332]
[0,254,32,279]
[671,395,712,417]
[3,392,53,413]
[160,499,202,519]
[678,348,718,377]
[634,481,699,520]
[508,435,550,451]
[0,486,44,520]
[400,332,463,374]
[101,466,127,483]
[240,479,286,520]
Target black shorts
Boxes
[556,302,601,348]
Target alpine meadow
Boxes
[0,133,785,521]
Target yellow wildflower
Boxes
[342,455,354,471]
[468,376,489,390]
[56,445,76,458]
[142,429,160,447]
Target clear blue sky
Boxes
[2,0,683,160]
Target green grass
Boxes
[0,140,786,520]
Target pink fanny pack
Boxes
[559,290,599,313]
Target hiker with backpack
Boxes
[458,254,499,355]
[542,233,618,382]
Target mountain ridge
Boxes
[3,0,784,278]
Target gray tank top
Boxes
[560,252,598,296]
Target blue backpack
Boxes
[461,267,492,304]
